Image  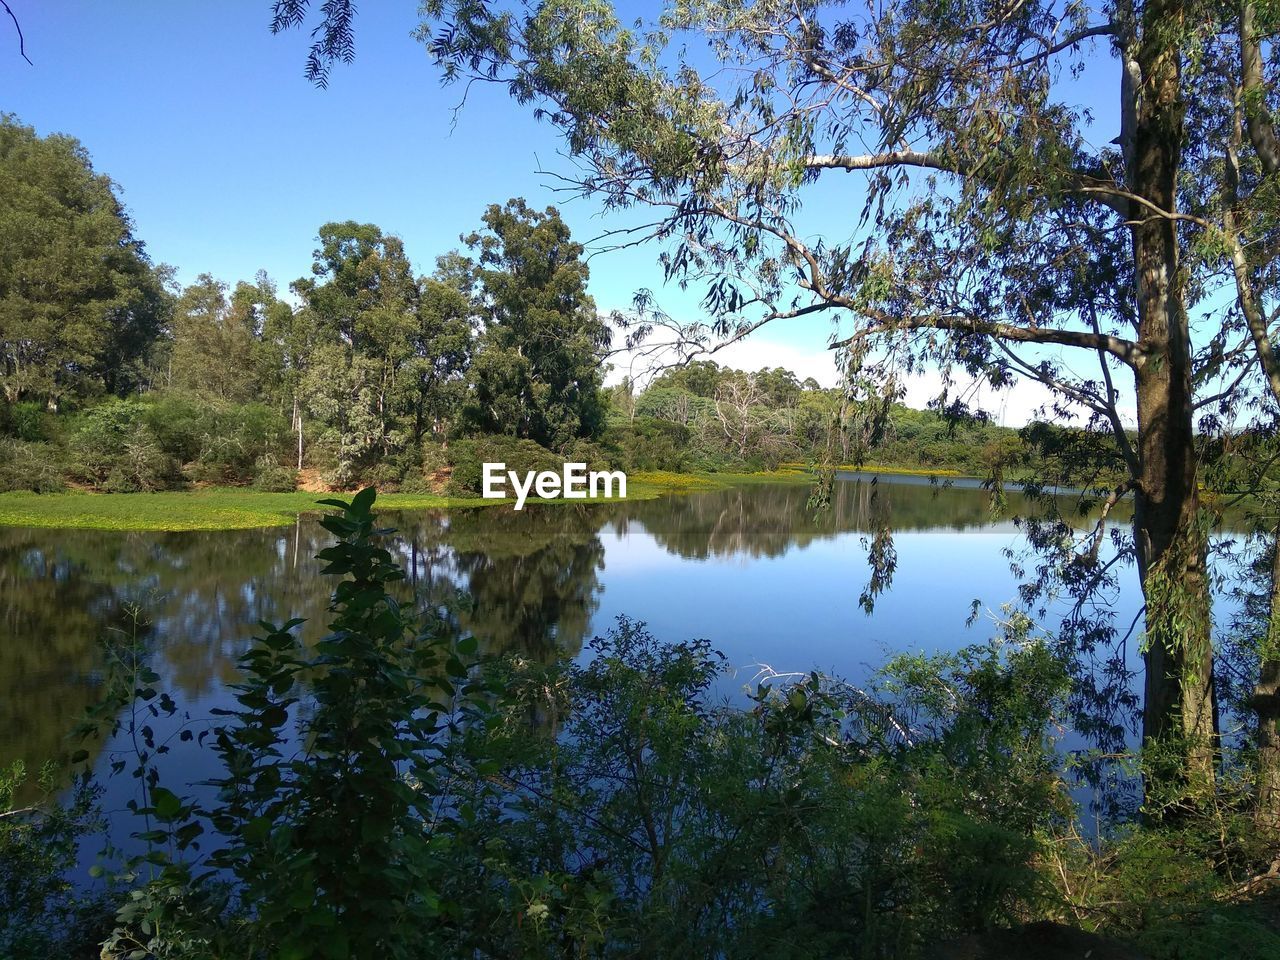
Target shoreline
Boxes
[0,469,814,532]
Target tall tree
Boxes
[272,0,1280,805]
[459,199,610,449]
[293,222,424,482]
[0,115,167,409]
[416,251,476,442]
[168,275,259,402]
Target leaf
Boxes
[350,486,377,513]
[151,787,182,820]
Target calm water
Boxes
[1,473,1162,780]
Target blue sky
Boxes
[5,2,1127,418]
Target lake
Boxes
[0,472,1238,830]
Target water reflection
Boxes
[0,475,1238,778]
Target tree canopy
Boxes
[0,115,168,409]
[459,199,611,448]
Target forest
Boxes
[0,114,1039,502]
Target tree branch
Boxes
[2,1,31,65]
[1241,1,1280,177]
[829,309,1141,365]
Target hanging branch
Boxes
[2,1,32,65]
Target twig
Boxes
[2,1,32,65]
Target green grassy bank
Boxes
[0,469,811,532]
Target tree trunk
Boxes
[1255,534,1280,832]
[1127,0,1217,806]
[294,396,304,472]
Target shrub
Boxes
[98,490,486,959]
[142,392,207,464]
[188,403,290,485]
[0,761,109,958]
[69,399,176,492]
[436,620,1070,958]
[564,438,615,471]
[603,418,698,472]
[0,400,57,442]
[0,438,67,492]
[446,434,563,496]
[137,393,290,486]
[250,458,297,492]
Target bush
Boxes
[0,401,57,442]
[134,393,290,486]
[0,761,109,958]
[250,457,297,492]
[436,621,1070,957]
[603,418,700,472]
[98,490,485,959]
[564,438,615,471]
[69,399,176,492]
[141,392,207,464]
[0,438,67,492]
[446,434,563,496]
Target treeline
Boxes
[0,116,612,495]
[1,113,1057,496]
[607,359,1031,476]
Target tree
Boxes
[274,0,1280,806]
[167,275,259,402]
[293,222,425,483]
[416,252,476,442]
[458,199,610,449]
[0,115,167,409]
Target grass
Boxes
[0,469,814,531]
[0,489,490,532]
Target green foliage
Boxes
[166,275,262,403]
[0,114,168,407]
[0,761,108,958]
[0,400,57,442]
[434,619,1070,958]
[100,490,487,958]
[0,438,66,493]
[68,398,176,492]
[458,199,609,449]
[1045,809,1280,960]
[175,402,290,486]
[445,433,563,496]
[292,222,473,486]
[250,459,298,492]
[603,417,699,472]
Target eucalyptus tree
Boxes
[168,275,260,403]
[458,199,611,449]
[272,0,1280,808]
[293,222,425,482]
[416,253,476,442]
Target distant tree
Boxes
[416,252,475,441]
[459,200,609,449]
[168,275,259,402]
[648,360,722,399]
[605,375,637,423]
[293,222,425,482]
[756,367,803,408]
[0,115,167,409]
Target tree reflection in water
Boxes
[0,476,1217,785]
